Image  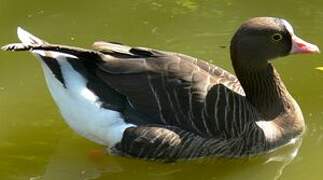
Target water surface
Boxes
[1,0,323,179]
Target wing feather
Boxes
[94,43,253,137]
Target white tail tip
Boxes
[17,27,44,45]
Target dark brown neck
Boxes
[232,56,305,148]
[233,61,291,120]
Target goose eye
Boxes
[272,33,283,42]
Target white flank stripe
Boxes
[17,27,136,148]
[39,53,135,147]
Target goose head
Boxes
[230,17,320,71]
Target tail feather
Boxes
[1,27,47,52]
[2,27,103,60]
[17,27,47,45]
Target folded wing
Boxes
[93,42,253,137]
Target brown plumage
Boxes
[2,17,319,161]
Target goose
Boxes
[2,17,320,161]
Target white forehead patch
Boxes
[281,19,294,35]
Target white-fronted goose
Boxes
[2,17,320,161]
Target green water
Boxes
[1,0,323,179]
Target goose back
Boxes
[91,42,261,139]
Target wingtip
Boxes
[1,44,16,51]
[1,43,30,51]
[1,44,8,51]
[1,27,44,52]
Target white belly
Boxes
[36,51,135,147]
